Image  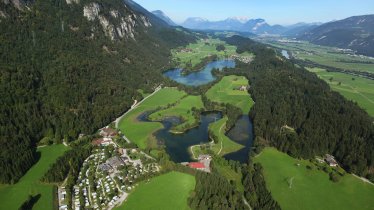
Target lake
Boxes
[163,60,235,86]
[223,115,254,163]
[139,111,222,163]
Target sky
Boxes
[134,0,374,25]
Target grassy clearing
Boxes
[308,67,374,116]
[149,95,204,133]
[118,88,186,149]
[115,171,195,210]
[172,38,252,68]
[0,144,69,210]
[206,75,254,113]
[254,147,374,210]
[266,40,374,73]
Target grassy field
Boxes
[308,68,374,116]
[118,88,186,149]
[0,144,69,210]
[264,40,374,73]
[149,95,204,133]
[172,38,253,68]
[254,147,374,210]
[206,75,254,113]
[115,172,195,210]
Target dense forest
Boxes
[224,35,374,181]
[0,0,196,184]
[188,171,246,210]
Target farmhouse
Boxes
[239,85,249,91]
[325,154,338,167]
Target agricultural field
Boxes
[172,38,253,69]
[308,68,374,116]
[118,88,186,149]
[0,144,69,210]
[149,95,204,133]
[264,39,374,73]
[115,171,195,210]
[254,148,374,210]
[206,75,254,113]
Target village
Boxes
[57,127,160,210]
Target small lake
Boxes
[223,115,254,163]
[163,60,235,86]
[281,50,290,59]
[139,111,223,163]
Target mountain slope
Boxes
[300,15,374,56]
[152,10,177,26]
[0,0,195,184]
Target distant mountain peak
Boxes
[151,10,177,26]
[227,16,250,23]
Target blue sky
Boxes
[134,0,374,25]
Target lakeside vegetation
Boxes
[115,171,195,210]
[0,145,69,210]
[118,88,186,149]
[307,67,374,116]
[255,148,374,210]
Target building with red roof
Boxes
[188,162,205,169]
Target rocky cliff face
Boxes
[83,2,151,40]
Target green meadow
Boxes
[172,38,252,68]
[254,148,374,210]
[118,88,186,149]
[0,144,69,210]
[206,75,254,113]
[266,40,374,73]
[149,95,204,133]
[115,171,195,210]
[308,68,374,116]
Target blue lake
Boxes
[163,60,235,86]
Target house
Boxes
[107,156,125,169]
[325,154,338,167]
[239,85,249,91]
[100,127,118,138]
[98,163,112,172]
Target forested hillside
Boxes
[224,35,374,181]
[0,0,195,184]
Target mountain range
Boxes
[299,14,374,56]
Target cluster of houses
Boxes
[182,155,212,173]
[230,54,253,64]
[58,126,159,210]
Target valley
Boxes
[0,1,373,210]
